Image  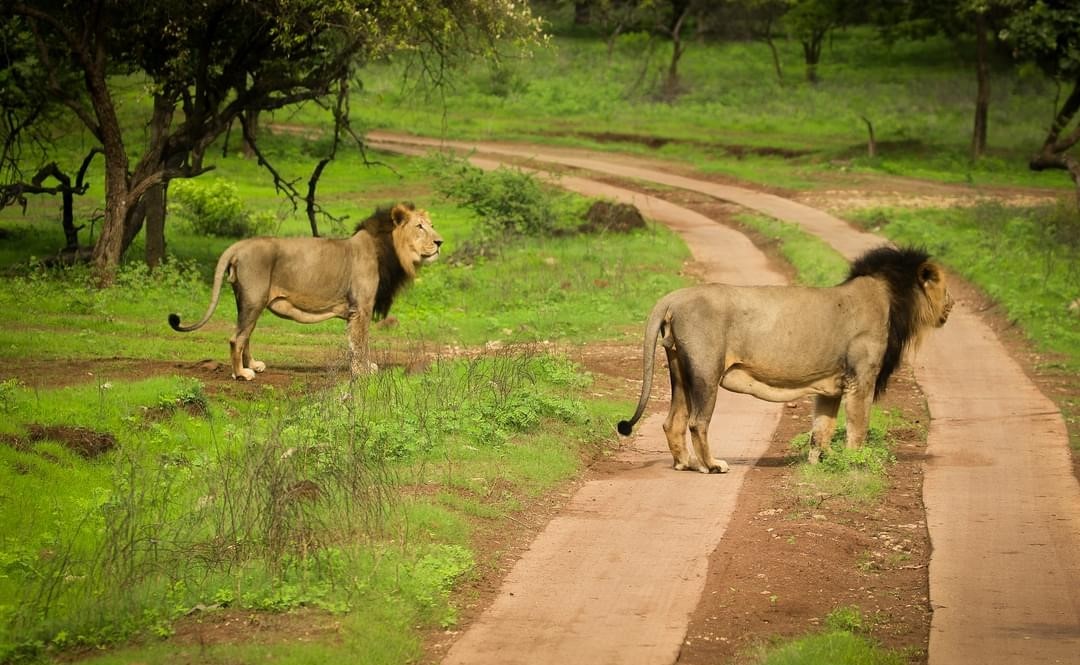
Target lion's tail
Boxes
[617,298,671,436]
[168,245,236,332]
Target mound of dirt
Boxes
[580,200,646,233]
[25,424,117,458]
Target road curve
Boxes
[369,133,1080,664]
[403,145,786,663]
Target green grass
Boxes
[0,353,624,661]
[0,150,691,662]
[854,203,1080,371]
[789,409,906,509]
[733,213,850,287]
[341,28,1069,191]
[745,606,909,665]
[752,630,907,665]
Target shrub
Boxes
[169,178,275,238]
[428,154,562,241]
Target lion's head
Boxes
[846,246,953,398]
[358,203,443,319]
[392,203,442,276]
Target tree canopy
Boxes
[1,0,541,282]
[1001,0,1080,201]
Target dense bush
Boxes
[169,178,275,238]
[428,154,563,241]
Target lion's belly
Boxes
[719,366,844,402]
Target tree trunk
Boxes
[1029,77,1080,211]
[84,52,133,286]
[243,108,259,159]
[661,3,690,100]
[803,37,823,84]
[92,166,131,286]
[143,182,166,268]
[861,116,877,158]
[765,24,783,84]
[971,12,990,160]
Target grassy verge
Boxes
[732,213,850,287]
[853,203,1080,450]
[343,28,1072,192]
[0,153,689,663]
[748,607,908,665]
[0,355,619,663]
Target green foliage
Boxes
[427,153,567,241]
[403,545,474,627]
[825,605,867,633]
[0,378,20,413]
[790,408,901,506]
[753,629,907,665]
[856,202,1080,371]
[734,212,849,286]
[0,350,612,660]
[1002,1,1080,79]
[169,178,276,238]
[751,603,900,665]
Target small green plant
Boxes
[154,377,208,415]
[788,408,900,507]
[404,544,475,627]
[0,378,21,413]
[826,605,867,634]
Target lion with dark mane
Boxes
[169,203,442,380]
[617,245,953,471]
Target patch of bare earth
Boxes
[675,369,931,664]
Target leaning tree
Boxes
[1001,0,1080,208]
[1,0,541,284]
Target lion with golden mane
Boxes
[169,203,442,380]
[617,245,952,471]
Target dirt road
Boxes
[369,133,1080,664]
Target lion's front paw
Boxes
[250,360,267,373]
[232,368,256,381]
[808,448,822,465]
[711,459,730,474]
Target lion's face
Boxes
[920,261,953,327]
[391,205,443,272]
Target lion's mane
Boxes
[356,202,416,320]
[845,245,936,398]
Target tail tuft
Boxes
[617,420,633,436]
[168,313,182,330]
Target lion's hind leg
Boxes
[662,347,693,471]
[229,287,265,381]
[685,364,729,474]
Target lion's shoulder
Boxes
[844,245,950,397]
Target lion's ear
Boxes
[919,261,941,285]
[390,204,410,226]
